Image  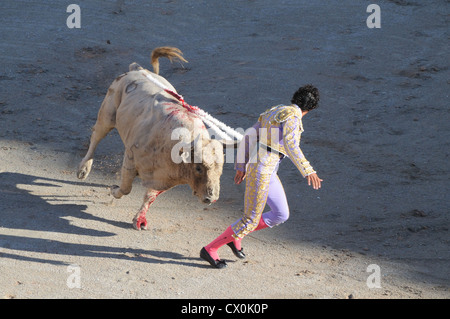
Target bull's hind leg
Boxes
[77,90,117,180]
[133,189,165,230]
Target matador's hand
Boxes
[307,173,323,190]
[234,170,246,185]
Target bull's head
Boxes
[193,138,224,204]
[175,136,224,204]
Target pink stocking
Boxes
[233,216,268,250]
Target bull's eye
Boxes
[195,164,203,174]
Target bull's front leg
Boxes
[133,189,164,230]
[77,93,116,180]
[111,151,137,199]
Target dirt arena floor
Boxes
[0,1,448,300]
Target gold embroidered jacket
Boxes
[236,104,315,177]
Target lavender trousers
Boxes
[231,159,290,238]
[260,161,290,227]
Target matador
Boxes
[201,85,323,268]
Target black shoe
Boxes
[227,242,246,259]
[200,247,227,269]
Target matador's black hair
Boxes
[291,84,320,112]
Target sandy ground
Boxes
[0,0,449,300]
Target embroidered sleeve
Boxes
[282,117,316,178]
[235,122,260,173]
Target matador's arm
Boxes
[282,116,316,178]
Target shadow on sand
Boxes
[0,172,203,268]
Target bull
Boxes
[77,47,226,230]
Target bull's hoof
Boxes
[110,185,123,199]
[77,159,93,180]
[133,216,148,231]
[77,166,89,180]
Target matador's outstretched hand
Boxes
[307,173,323,190]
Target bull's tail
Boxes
[150,47,188,75]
